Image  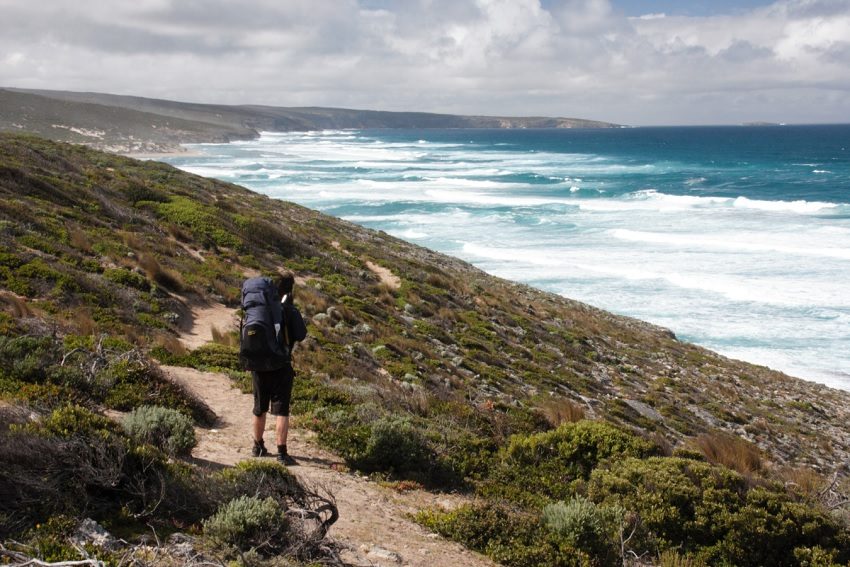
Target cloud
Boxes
[0,0,848,124]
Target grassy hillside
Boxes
[1,88,619,154]
[1,133,848,565]
[0,89,257,153]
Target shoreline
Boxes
[122,147,204,160]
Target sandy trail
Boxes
[165,303,495,567]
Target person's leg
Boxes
[254,412,267,442]
[252,371,271,456]
[270,365,295,463]
[275,415,289,447]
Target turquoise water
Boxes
[166,125,850,390]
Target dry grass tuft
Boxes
[139,253,184,292]
[694,431,763,477]
[539,397,586,427]
[0,293,32,318]
[779,466,826,499]
[658,550,708,567]
[211,279,239,305]
[297,285,329,317]
[120,231,144,252]
[211,324,238,347]
[155,334,188,357]
[68,227,92,252]
[73,309,97,336]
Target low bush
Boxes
[103,267,149,291]
[19,515,90,564]
[152,342,240,371]
[418,501,593,567]
[542,496,625,563]
[482,420,659,504]
[203,495,287,555]
[216,460,304,502]
[1,405,131,537]
[353,416,436,481]
[587,457,850,566]
[121,405,196,457]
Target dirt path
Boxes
[165,304,495,567]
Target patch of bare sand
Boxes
[365,260,401,290]
[331,241,401,291]
[165,303,493,567]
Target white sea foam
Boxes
[607,229,850,260]
[732,196,837,213]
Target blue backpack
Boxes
[239,277,290,371]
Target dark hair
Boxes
[277,270,295,295]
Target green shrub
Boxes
[587,457,850,566]
[482,420,659,504]
[121,405,196,456]
[418,502,591,567]
[157,196,240,249]
[542,496,624,562]
[38,405,118,439]
[312,406,371,462]
[103,267,149,291]
[186,343,240,370]
[1,405,132,537]
[153,343,241,371]
[203,496,287,554]
[217,460,303,502]
[0,335,57,383]
[22,515,86,563]
[97,358,215,425]
[354,416,436,480]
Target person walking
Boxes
[243,270,307,465]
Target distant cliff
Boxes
[0,87,619,153]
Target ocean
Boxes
[163,125,850,391]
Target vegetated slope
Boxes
[1,132,848,471]
[0,89,257,153]
[1,87,620,153]
[1,133,849,564]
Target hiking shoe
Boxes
[277,452,297,466]
[252,439,269,457]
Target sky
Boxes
[1,0,849,125]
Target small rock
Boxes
[354,323,373,334]
[624,399,663,422]
[326,306,342,320]
[313,313,329,323]
[367,545,403,564]
[71,518,118,551]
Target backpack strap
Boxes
[282,303,291,348]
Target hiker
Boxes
[240,271,307,465]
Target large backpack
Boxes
[239,277,290,372]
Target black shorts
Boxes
[252,364,294,417]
